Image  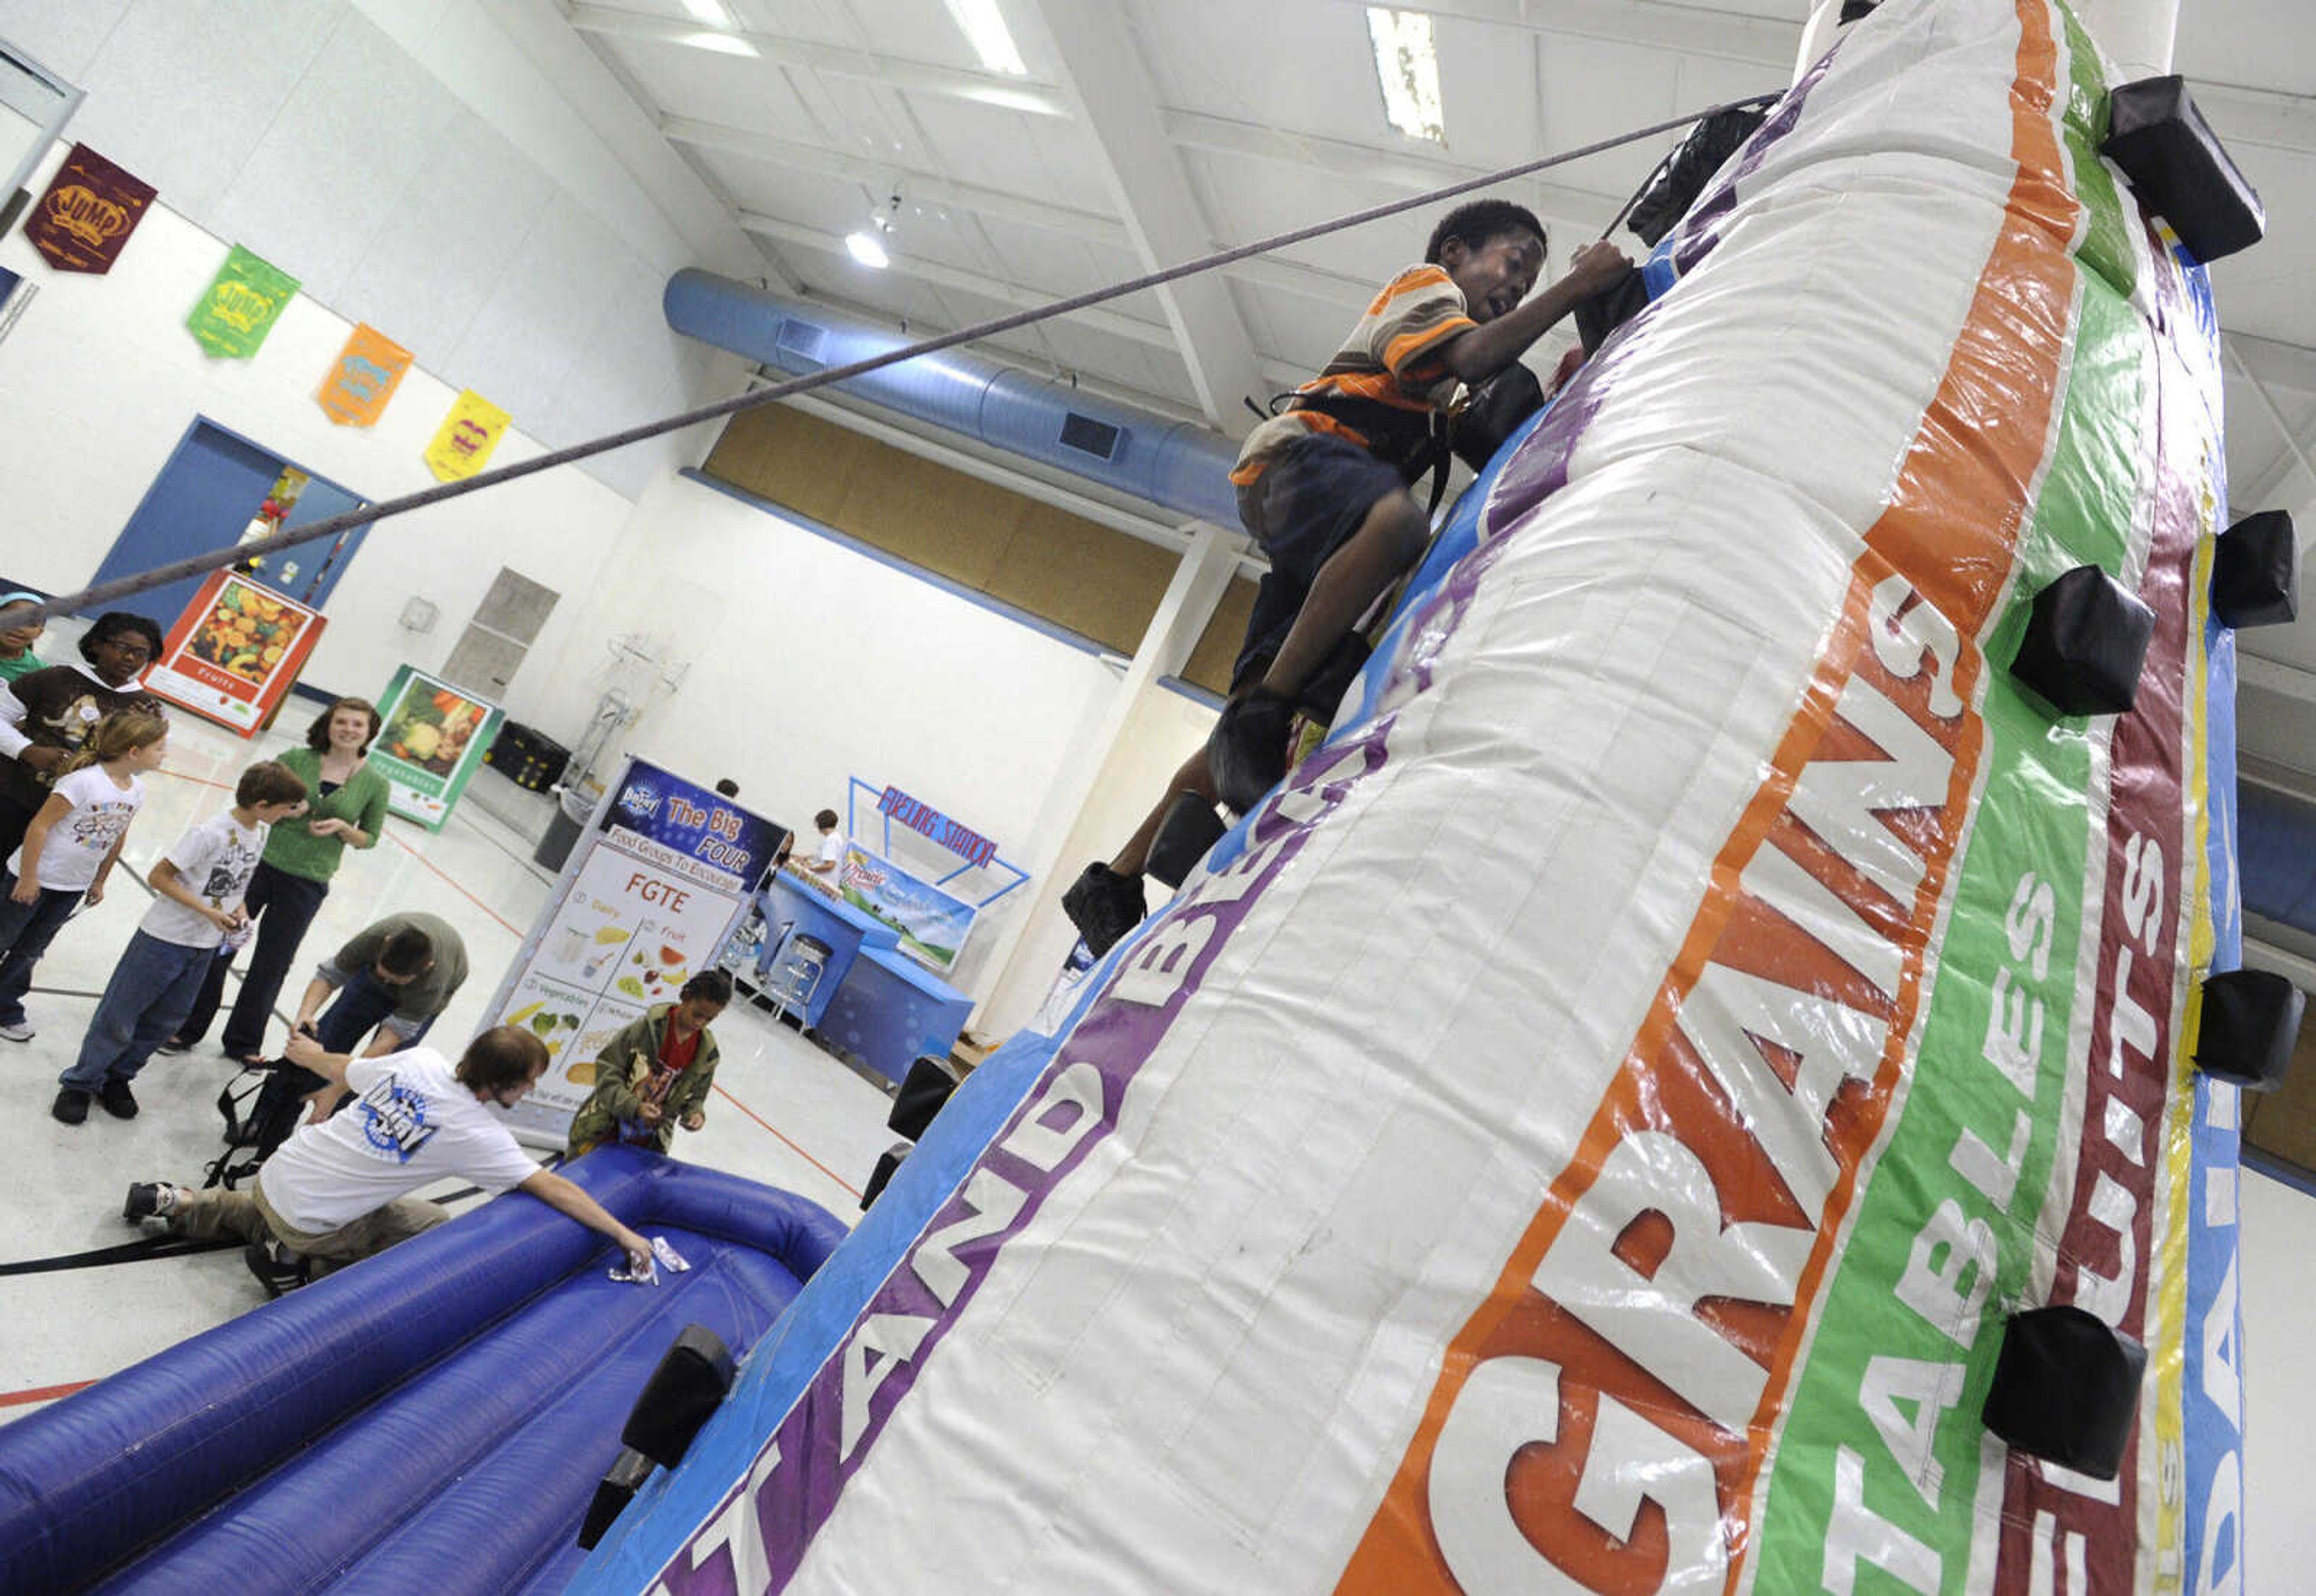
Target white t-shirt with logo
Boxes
[258,1048,540,1234]
[7,765,142,890]
[140,811,268,948]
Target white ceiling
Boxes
[539,0,2316,777]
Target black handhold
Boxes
[577,1446,656,1550]
[2192,968,2306,1091]
[620,1323,738,1469]
[2212,509,2298,629]
[1573,265,1651,355]
[1453,361,1546,472]
[2008,564,2155,716]
[1982,1305,2147,1480]
[862,1140,911,1211]
[1627,106,1767,247]
[1147,791,1228,888]
[889,1054,960,1142]
[2100,77,2265,264]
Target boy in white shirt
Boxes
[127,1024,654,1294]
[800,807,847,897]
[53,759,308,1125]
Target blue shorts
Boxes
[1232,432,1411,690]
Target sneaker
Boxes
[51,1087,90,1126]
[0,1018,33,1043]
[123,1181,179,1224]
[244,1237,309,1299]
[98,1078,140,1120]
[1062,862,1149,959]
[1205,686,1298,814]
[156,1036,193,1056]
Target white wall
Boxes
[0,141,650,729]
[0,0,750,500]
[975,680,1217,1038]
[530,470,1128,1001]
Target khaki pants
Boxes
[174,1181,448,1269]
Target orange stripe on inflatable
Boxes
[1334,3,2075,1590]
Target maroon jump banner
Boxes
[22,144,156,274]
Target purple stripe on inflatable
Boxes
[1674,46,1837,277]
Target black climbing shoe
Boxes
[1062,863,1148,959]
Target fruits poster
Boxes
[369,663,504,831]
[496,835,748,1125]
[142,572,325,736]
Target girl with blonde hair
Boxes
[0,708,168,1042]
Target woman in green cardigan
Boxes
[566,969,731,1159]
[171,696,391,1063]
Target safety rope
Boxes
[30,95,1777,623]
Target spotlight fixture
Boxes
[844,190,903,271]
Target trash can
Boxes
[533,786,594,872]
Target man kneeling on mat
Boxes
[124,1024,653,1296]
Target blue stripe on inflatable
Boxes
[0,1147,842,1596]
[2181,251,2250,1596]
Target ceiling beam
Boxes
[562,2,1073,118]
[661,114,1127,244]
[1162,107,1622,248]
[735,210,1175,349]
[665,112,1378,311]
[2226,337,2316,511]
[2187,80,2316,154]
[1024,0,1268,433]
[1308,0,1796,69]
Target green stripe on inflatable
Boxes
[2060,4,2136,299]
[1748,273,2148,1591]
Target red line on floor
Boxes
[713,1083,863,1199]
[380,831,524,936]
[0,1378,96,1409]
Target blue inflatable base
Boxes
[0,1147,846,1595]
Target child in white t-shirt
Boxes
[0,709,168,1044]
[53,758,309,1126]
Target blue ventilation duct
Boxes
[663,270,1242,528]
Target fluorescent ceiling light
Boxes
[688,31,759,57]
[1366,7,1446,145]
[941,0,1028,77]
[846,230,891,269]
[682,0,733,22]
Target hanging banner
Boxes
[23,144,156,274]
[367,663,504,831]
[837,843,976,975]
[424,389,510,481]
[317,323,412,426]
[140,572,324,737]
[489,758,791,1146]
[186,244,297,359]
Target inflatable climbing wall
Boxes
[580,0,2254,1588]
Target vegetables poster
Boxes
[142,572,325,736]
[369,664,503,830]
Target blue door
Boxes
[87,420,369,631]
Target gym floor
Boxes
[0,708,897,1424]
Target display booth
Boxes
[742,779,1025,1085]
[489,757,790,1147]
